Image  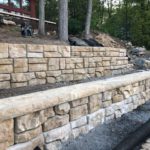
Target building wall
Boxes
[0,43,133,89]
[0,71,150,150]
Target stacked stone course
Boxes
[0,71,150,150]
[0,43,133,89]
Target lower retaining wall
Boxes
[1,71,150,150]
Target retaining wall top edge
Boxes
[0,71,149,122]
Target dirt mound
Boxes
[94,33,125,48]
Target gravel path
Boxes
[141,139,150,150]
[61,101,150,150]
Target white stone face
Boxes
[45,141,62,150]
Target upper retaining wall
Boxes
[0,43,133,89]
[0,71,150,150]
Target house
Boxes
[0,0,36,17]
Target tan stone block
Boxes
[14,58,28,73]
[102,100,112,108]
[48,58,59,70]
[0,142,8,150]
[47,77,56,83]
[0,74,10,81]
[11,73,35,82]
[0,119,14,146]
[0,59,13,65]
[81,52,93,57]
[45,107,55,118]
[44,45,57,52]
[72,46,92,52]
[61,74,73,81]
[70,104,88,121]
[0,43,8,58]
[70,97,88,107]
[76,63,83,68]
[74,74,85,81]
[89,94,102,113]
[60,58,66,69]
[66,63,75,69]
[112,94,124,103]
[15,126,42,144]
[15,110,48,133]
[35,72,46,78]
[83,58,89,68]
[74,69,86,74]
[27,44,43,52]
[93,47,106,52]
[11,82,27,88]
[28,53,43,58]
[102,61,110,67]
[43,115,69,132]
[0,81,10,89]
[47,70,61,77]
[9,44,26,58]
[44,52,61,58]
[29,64,47,72]
[29,79,46,86]
[45,141,62,150]
[57,46,70,57]
[29,58,47,64]
[0,65,13,73]
[62,70,73,74]
[55,103,70,115]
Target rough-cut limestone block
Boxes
[62,70,73,74]
[29,64,47,72]
[115,110,122,118]
[29,79,46,86]
[28,52,43,58]
[72,46,92,52]
[0,59,13,65]
[0,65,13,73]
[44,45,57,52]
[89,94,102,113]
[0,142,8,150]
[48,58,59,70]
[55,103,70,115]
[15,110,47,133]
[119,85,133,98]
[0,43,8,58]
[102,61,110,67]
[105,106,115,116]
[103,91,112,101]
[27,44,43,53]
[9,44,26,58]
[29,58,47,64]
[11,82,27,88]
[112,94,124,103]
[58,46,70,57]
[70,97,88,107]
[11,73,35,82]
[105,114,115,122]
[74,74,86,81]
[45,107,55,118]
[44,124,71,143]
[60,74,73,82]
[0,119,14,147]
[72,125,89,139]
[45,141,62,150]
[60,58,66,69]
[15,126,42,144]
[74,69,86,74]
[87,109,105,130]
[66,63,75,69]
[47,77,56,83]
[14,58,28,73]
[43,115,69,132]
[8,134,44,150]
[0,74,10,81]
[70,116,87,129]
[0,81,10,89]
[70,104,88,121]
[103,100,112,108]
[47,70,61,77]
[35,72,46,79]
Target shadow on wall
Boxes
[34,147,41,150]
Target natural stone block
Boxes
[61,74,73,81]
[28,52,43,58]
[44,45,57,52]
[11,73,35,82]
[0,119,14,146]
[0,43,8,58]
[14,58,28,73]
[105,106,115,116]
[60,58,66,69]
[27,44,43,53]
[35,72,46,78]
[43,115,69,132]
[11,82,27,88]
[15,110,48,133]
[0,81,10,89]
[70,104,88,121]
[0,59,13,65]
[103,91,112,101]
[87,109,105,130]
[0,142,8,150]
[45,141,62,150]
[70,97,88,107]
[55,103,70,115]
[88,94,102,113]
[15,126,42,144]
[0,65,13,73]
[9,44,26,58]
[29,79,46,86]
[47,70,61,77]
[29,58,47,64]
[47,77,56,83]
[112,94,124,103]
[70,116,87,129]
[57,46,70,57]
[48,58,59,70]
[102,100,112,108]
[62,70,73,74]
[29,64,47,72]
[45,107,55,118]
[0,74,10,81]
[44,124,71,143]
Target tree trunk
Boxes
[38,0,45,35]
[59,0,68,42]
[85,0,93,39]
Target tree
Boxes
[85,0,93,39]
[38,0,45,35]
[58,0,68,41]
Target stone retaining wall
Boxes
[0,43,133,89]
[0,71,150,150]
